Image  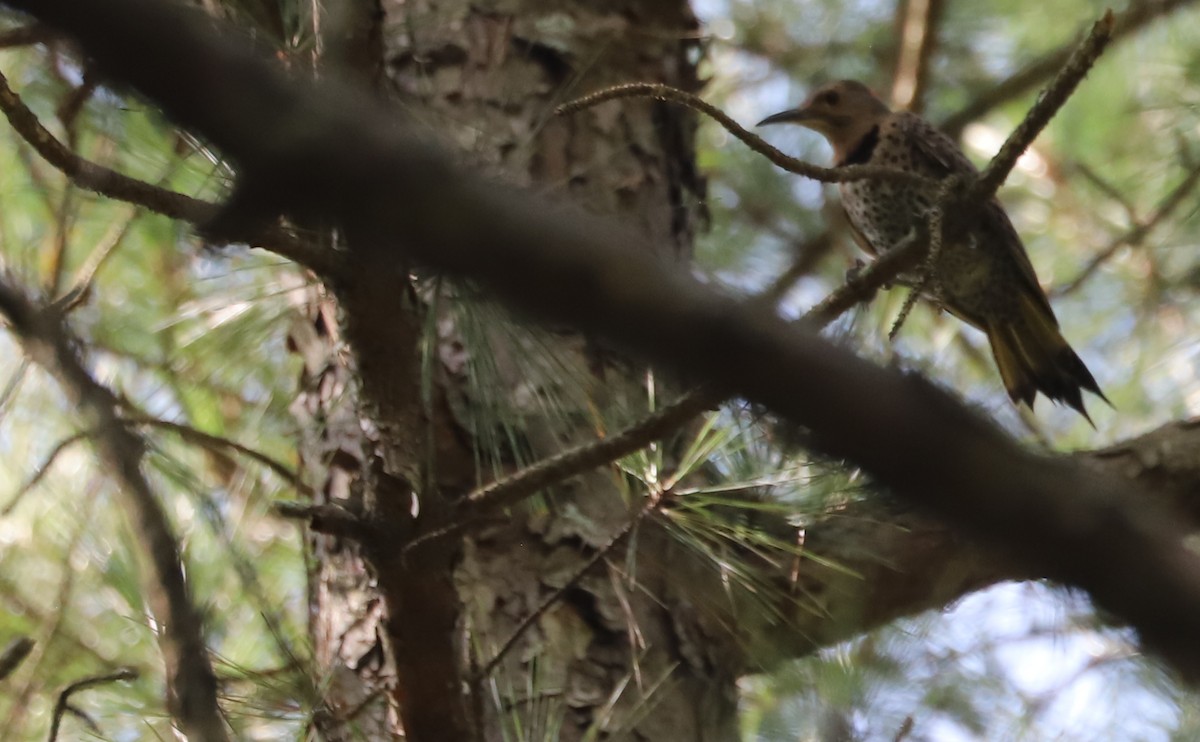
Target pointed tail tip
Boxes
[1018,387,1103,428]
[989,323,1109,427]
[1049,368,1107,428]
[1089,382,1114,410]
[1070,359,1112,425]
[1067,398,1098,429]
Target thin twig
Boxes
[888,177,959,341]
[0,282,228,741]
[47,668,138,742]
[1,429,94,517]
[0,359,31,421]
[0,637,34,681]
[888,238,932,341]
[556,83,931,188]
[1071,160,1139,225]
[1054,162,1200,297]
[400,516,502,556]
[0,66,336,276]
[475,491,664,681]
[128,413,314,499]
[52,160,186,314]
[274,501,369,539]
[463,388,710,516]
[968,10,1115,204]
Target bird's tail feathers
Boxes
[986,294,1109,425]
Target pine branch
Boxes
[129,413,314,499]
[967,10,1115,204]
[0,281,228,741]
[0,67,336,275]
[47,668,139,742]
[557,83,931,187]
[1,429,94,517]
[462,226,926,518]
[1055,161,1200,297]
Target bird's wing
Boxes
[895,112,977,177]
[841,210,879,256]
[978,201,1055,316]
[897,113,1055,317]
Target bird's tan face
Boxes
[758,80,891,160]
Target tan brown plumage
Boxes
[759,80,1108,422]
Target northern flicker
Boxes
[759,80,1108,422]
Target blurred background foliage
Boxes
[0,0,1198,739]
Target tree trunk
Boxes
[296,0,722,738]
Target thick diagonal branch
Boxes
[463,227,925,516]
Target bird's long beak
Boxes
[756,107,812,127]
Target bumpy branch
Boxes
[968,9,1115,203]
[557,83,930,186]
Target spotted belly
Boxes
[840,179,935,254]
[840,180,1020,326]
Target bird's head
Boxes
[757,80,891,160]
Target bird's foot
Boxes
[844,258,866,281]
[845,258,895,291]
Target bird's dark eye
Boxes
[820,90,840,106]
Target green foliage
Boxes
[0,33,311,739]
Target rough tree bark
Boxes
[294,0,726,738]
[384,2,729,739]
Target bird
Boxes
[758,79,1108,423]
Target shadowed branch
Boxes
[0,67,335,275]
